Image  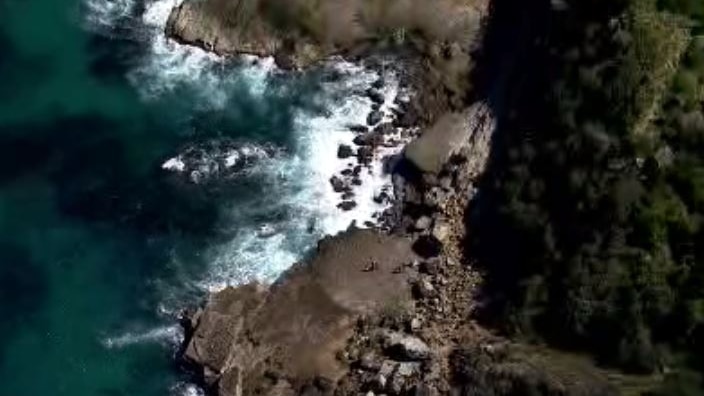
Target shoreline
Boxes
[161,1,507,395]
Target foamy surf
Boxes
[102,325,182,349]
[83,0,412,317]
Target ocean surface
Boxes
[0,0,404,394]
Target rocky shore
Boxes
[166,1,623,395]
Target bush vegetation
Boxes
[471,0,704,390]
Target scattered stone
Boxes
[341,168,354,176]
[431,219,451,243]
[419,259,439,275]
[412,277,436,299]
[389,374,405,394]
[381,331,431,361]
[413,384,438,396]
[342,192,355,201]
[374,192,390,204]
[338,201,357,211]
[423,187,447,208]
[349,124,369,133]
[396,362,421,377]
[338,144,354,159]
[374,122,395,135]
[352,177,363,186]
[330,176,347,193]
[379,360,397,377]
[354,132,382,146]
[359,352,380,371]
[357,147,374,165]
[414,216,432,231]
[375,374,387,390]
[367,88,385,104]
[409,317,422,331]
[367,110,384,126]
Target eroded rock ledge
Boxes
[165,0,487,69]
[181,229,420,395]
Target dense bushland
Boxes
[471,0,704,389]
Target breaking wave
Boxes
[102,325,182,349]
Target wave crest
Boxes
[162,140,282,184]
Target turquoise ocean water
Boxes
[0,0,403,394]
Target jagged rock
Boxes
[374,122,395,135]
[423,187,447,208]
[357,146,374,165]
[338,201,358,211]
[338,144,354,159]
[413,384,438,396]
[381,331,431,361]
[405,103,495,176]
[372,78,385,90]
[412,277,436,299]
[404,112,471,175]
[367,110,384,126]
[409,317,423,332]
[393,106,419,128]
[414,216,432,231]
[367,88,385,104]
[374,191,390,204]
[360,352,381,371]
[396,362,421,377]
[419,259,439,275]
[431,219,451,243]
[330,176,347,193]
[354,132,382,146]
[350,124,369,133]
[389,374,405,395]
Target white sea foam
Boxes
[84,0,134,29]
[172,383,205,396]
[197,63,408,290]
[102,325,182,349]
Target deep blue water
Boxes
[0,0,399,394]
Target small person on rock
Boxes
[362,260,378,272]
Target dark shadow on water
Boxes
[0,242,48,364]
[0,29,51,103]
[0,114,220,237]
[86,32,146,85]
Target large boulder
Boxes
[404,103,495,176]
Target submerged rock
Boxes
[367,110,384,126]
[338,144,355,159]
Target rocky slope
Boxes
[167,1,626,395]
